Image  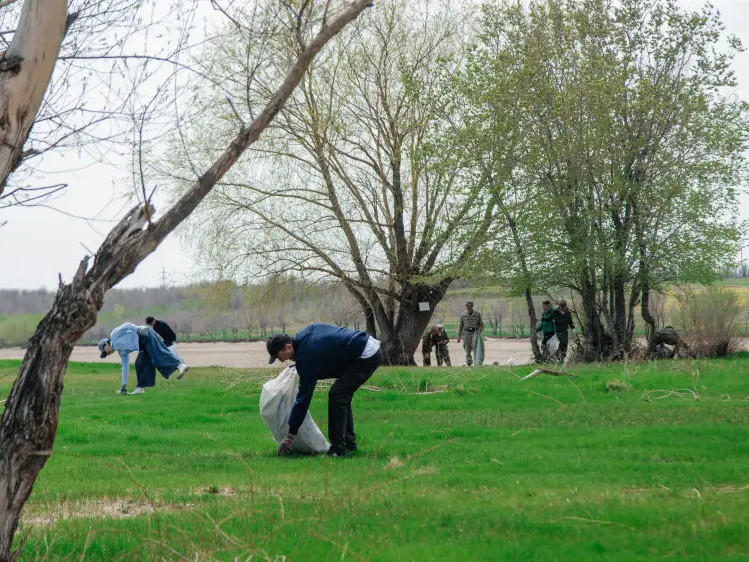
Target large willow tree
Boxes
[456,0,748,360]
[173,0,505,365]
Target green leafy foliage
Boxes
[445,0,748,360]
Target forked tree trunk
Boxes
[0,2,372,558]
[375,280,451,366]
[580,277,607,361]
[378,311,425,366]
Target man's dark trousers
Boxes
[328,349,382,454]
[556,329,569,361]
[541,331,555,359]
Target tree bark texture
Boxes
[373,280,451,366]
[641,285,657,351]
[523,287,542,362]
[0,2,373,558]
[0,0,67,196]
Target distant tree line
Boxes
[1,280,581,346]
[7,277,727,348]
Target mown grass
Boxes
[1,357,749,560]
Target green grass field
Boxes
[1,357,749,560]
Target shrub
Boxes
[672,287,744,358]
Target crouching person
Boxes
[99,322,189,395]
[269,323,382,457]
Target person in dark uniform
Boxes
[145,316,177,347]
[552,300,575,362]
[457,301,485,366]
[422,329,435,366]
[268,324,382,457]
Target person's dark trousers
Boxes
[135,329,180,388]
[436,345,451,366]
[556,329,569,361]
[328,349,382,454]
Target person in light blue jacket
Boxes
[98,322,189,395]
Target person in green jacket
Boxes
[536,300,555,360]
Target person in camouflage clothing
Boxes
[421,329,435,366]
[432,324,451,366]
[457,301,485,366]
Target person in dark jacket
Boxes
[536,301,555,360]
[146,316,177,347]
[552,300,575,362]
[268,324,383,457]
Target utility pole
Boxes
[161,267,168,288]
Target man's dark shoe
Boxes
[345,442,358,452]
[327,447,348,458]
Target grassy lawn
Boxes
[1,357,749,560]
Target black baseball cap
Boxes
[267,334,292,364]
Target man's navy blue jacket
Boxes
[288,323,369,434]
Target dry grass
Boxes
[673,287,744,357]
[605,380,633,392]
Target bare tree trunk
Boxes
[501,209,542,362]
[580,276,608,362]
[523,287,542,362]
[641,285,657,351]
[0,2,373,558]
[0,0,67,196]
[636,217,656,351]
[373,280,451,366]
[380,309,423,365]
[613,277,627,354]
[363,304,377,338]
[625,282,639,347]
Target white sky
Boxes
[0,0,748,291]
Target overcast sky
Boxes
[0,0,748,291]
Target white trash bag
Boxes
[546,335,560,356]
[259,364,329,454]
